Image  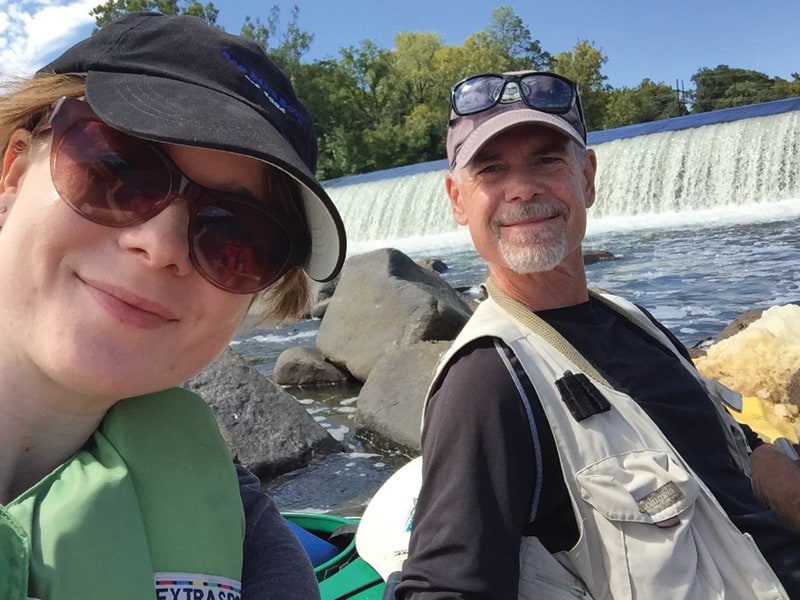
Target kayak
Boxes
[283,512,386,600]
[282,458,422,599]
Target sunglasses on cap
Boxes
[451,72,586,131]
[39,96,309,294]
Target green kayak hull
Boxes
[283,512,386,600]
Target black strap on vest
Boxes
[556,371,611,421]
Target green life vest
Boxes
[0,387,245,600]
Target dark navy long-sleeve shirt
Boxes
[396,298,800,599]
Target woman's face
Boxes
[0,129,269,405]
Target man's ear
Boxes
[0,129,34,223]
[582,148,597,209]
[445,172,468,226]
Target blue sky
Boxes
[2,0,799,91]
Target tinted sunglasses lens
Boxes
[520,75,574,111]
[52,120,172,226]
[191,196,294,293]
[453,75,505,115]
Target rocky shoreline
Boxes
[186,247,800,510]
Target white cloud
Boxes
[0,0,96,78]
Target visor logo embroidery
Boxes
[220,50,303,124]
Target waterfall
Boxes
[323,98,800,244]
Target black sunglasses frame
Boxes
[450,72,587,136]
[41,96,309,294]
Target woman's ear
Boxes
[0,129,34,223]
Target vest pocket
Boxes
[519,537,594,599]
[576,450,699,525]
[573,450,726,599]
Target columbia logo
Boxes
[637,481,684,517]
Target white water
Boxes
[591,112,800,218]
[324,108,800,246]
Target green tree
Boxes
[771,73,800,100]
[551,40,609,131]
[638,79,687,119]
[309,40,397,177]
[604,79,685,129]
[603,88,641,129]
[485,6,551,71]
[393,32,443,108]
[90,0,218,28]
[240,5,312,71]
[691,65,774,112]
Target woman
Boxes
[0,11,345,600]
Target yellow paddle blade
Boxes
[727,396,798,444]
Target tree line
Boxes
[90,1,800,179]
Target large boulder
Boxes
[316,248,472,382]
[357,340,452,453]
[184,347,341,479]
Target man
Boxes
[393,71,800,598]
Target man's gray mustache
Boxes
[493,202,567,226]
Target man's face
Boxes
[445,124,596,277]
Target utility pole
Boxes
[674,79,688,115]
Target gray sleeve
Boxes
[237,464,321,600]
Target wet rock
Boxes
[357,340,452,452]
[316,248,472,382]
[309,297,331,319]
[311,275,340,304]
[583,249,616,265]
[274,346,352,386]
[185,347,341,480]
[714,309,764,343]
[688,337,715,359]
[416,257,448,273]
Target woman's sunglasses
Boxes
[451,72,586,138]
[41,96,309,294]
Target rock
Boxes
[583,249,615,265]
[688,337,715,359]
[273,346,352,386]
[789,370,800,409]
[714,309,764,343]
[357,340,452,453]
[309,297,331,319]
[184,347,341,479]
[310,275,340,304]
[416,257,448,273]
[301,277,340,319]
[316,248,473,382]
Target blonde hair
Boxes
[0,73,87,154]
[254,168,312,322]
[1,72,311,322]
